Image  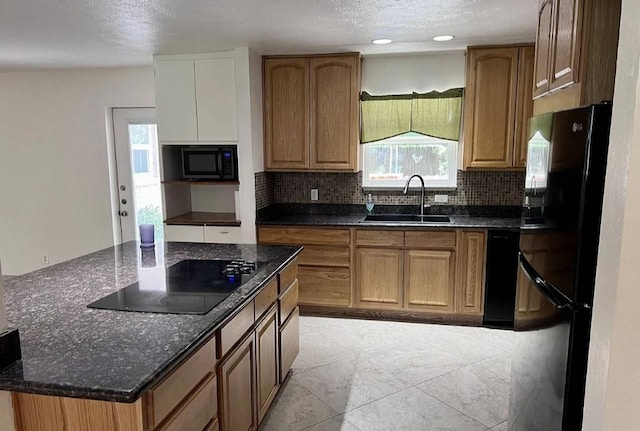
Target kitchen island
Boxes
[0,241,302,431]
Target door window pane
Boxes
[132,149,149,174]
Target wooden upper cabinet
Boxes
[515,46,536,168]
[309,56,360,170]
[533,0,554,98]
[463,47,520,169]
[263,53,361,172]
[532,0,621,111]
[264,58,309,169]
[549,0,581,92]
[463,45,535,170]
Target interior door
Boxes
[112,108,161,244]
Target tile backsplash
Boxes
[255,170,524,210]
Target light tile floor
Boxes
[260,316,516,431]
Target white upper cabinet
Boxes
[154,59,198,142]
[154,54,239,143]
[195,58,238,141]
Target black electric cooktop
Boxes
[87,259,262,315]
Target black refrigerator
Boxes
[508,104,612,430]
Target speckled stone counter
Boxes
[0,241,302,402]
[257,213,522,230]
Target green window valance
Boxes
[360,88,464,144]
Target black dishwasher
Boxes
[483,230,520,328]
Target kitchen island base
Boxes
[3,243,300,431]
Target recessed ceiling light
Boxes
[433,35,455,42]
[372,39,392,45]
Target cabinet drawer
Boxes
[218,301,255,357]
[278,259,298,294]
[203,226,243,244]
[279,307,300,382]
[156,373,217,431]
[356,230,404,247]
[279,279,298,325]
[164,224,204,242]
[147,336,217,428]
[298,245,350,267]
[298,266,350,306]
[405,231,456,249]
[258,227,351,246]
[255,278,278,320]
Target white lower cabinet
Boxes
[164,224,205,242]
[204,226,244,244]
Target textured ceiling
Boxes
[0,0,537,70]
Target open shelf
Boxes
[162,179,240,186]
[164,212,241,226]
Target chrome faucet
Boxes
[403,174,426,217]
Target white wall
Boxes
[361,51,466,94]
[583,0,640,429]
[0,67,154,275]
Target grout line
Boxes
[414,384,498,429]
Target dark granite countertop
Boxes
[0,241,302,402]
[256,204,522,230]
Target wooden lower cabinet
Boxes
[12,394,145,431]
[455,231,487,315]
[256,306,279,423]
[404,249,456,313]
[259,225,489,320]
[355,248,403,309]
[297,265,350,306]
[258,227,352,307]
[218,333,257,431]
[279,307,300,383]
[156,374,217,431]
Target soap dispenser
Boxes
[366,194,375,214]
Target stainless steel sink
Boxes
[364,214,451,223]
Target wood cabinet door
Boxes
[533,0,554,98]
[297,265,351,307]
[195,58,239,142]
[549,0,582,92]
[256,306,279,424]
[455,231,486,315]
[404,249,456,313]
[463,47,520,169]
[355,248,403,309]
[514,46,536,168]
[264,58,309,170]
[279,307,300,382]
[309,55,360,171]
[154,59,198,142]
[219,333,257,431]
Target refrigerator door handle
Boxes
[519,253,573,309]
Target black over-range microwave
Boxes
[181,146,238,180]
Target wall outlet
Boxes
[310,189,319,201]
[434,194,449,203]
[42,255,49,265]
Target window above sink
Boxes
[361,132,457,189]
